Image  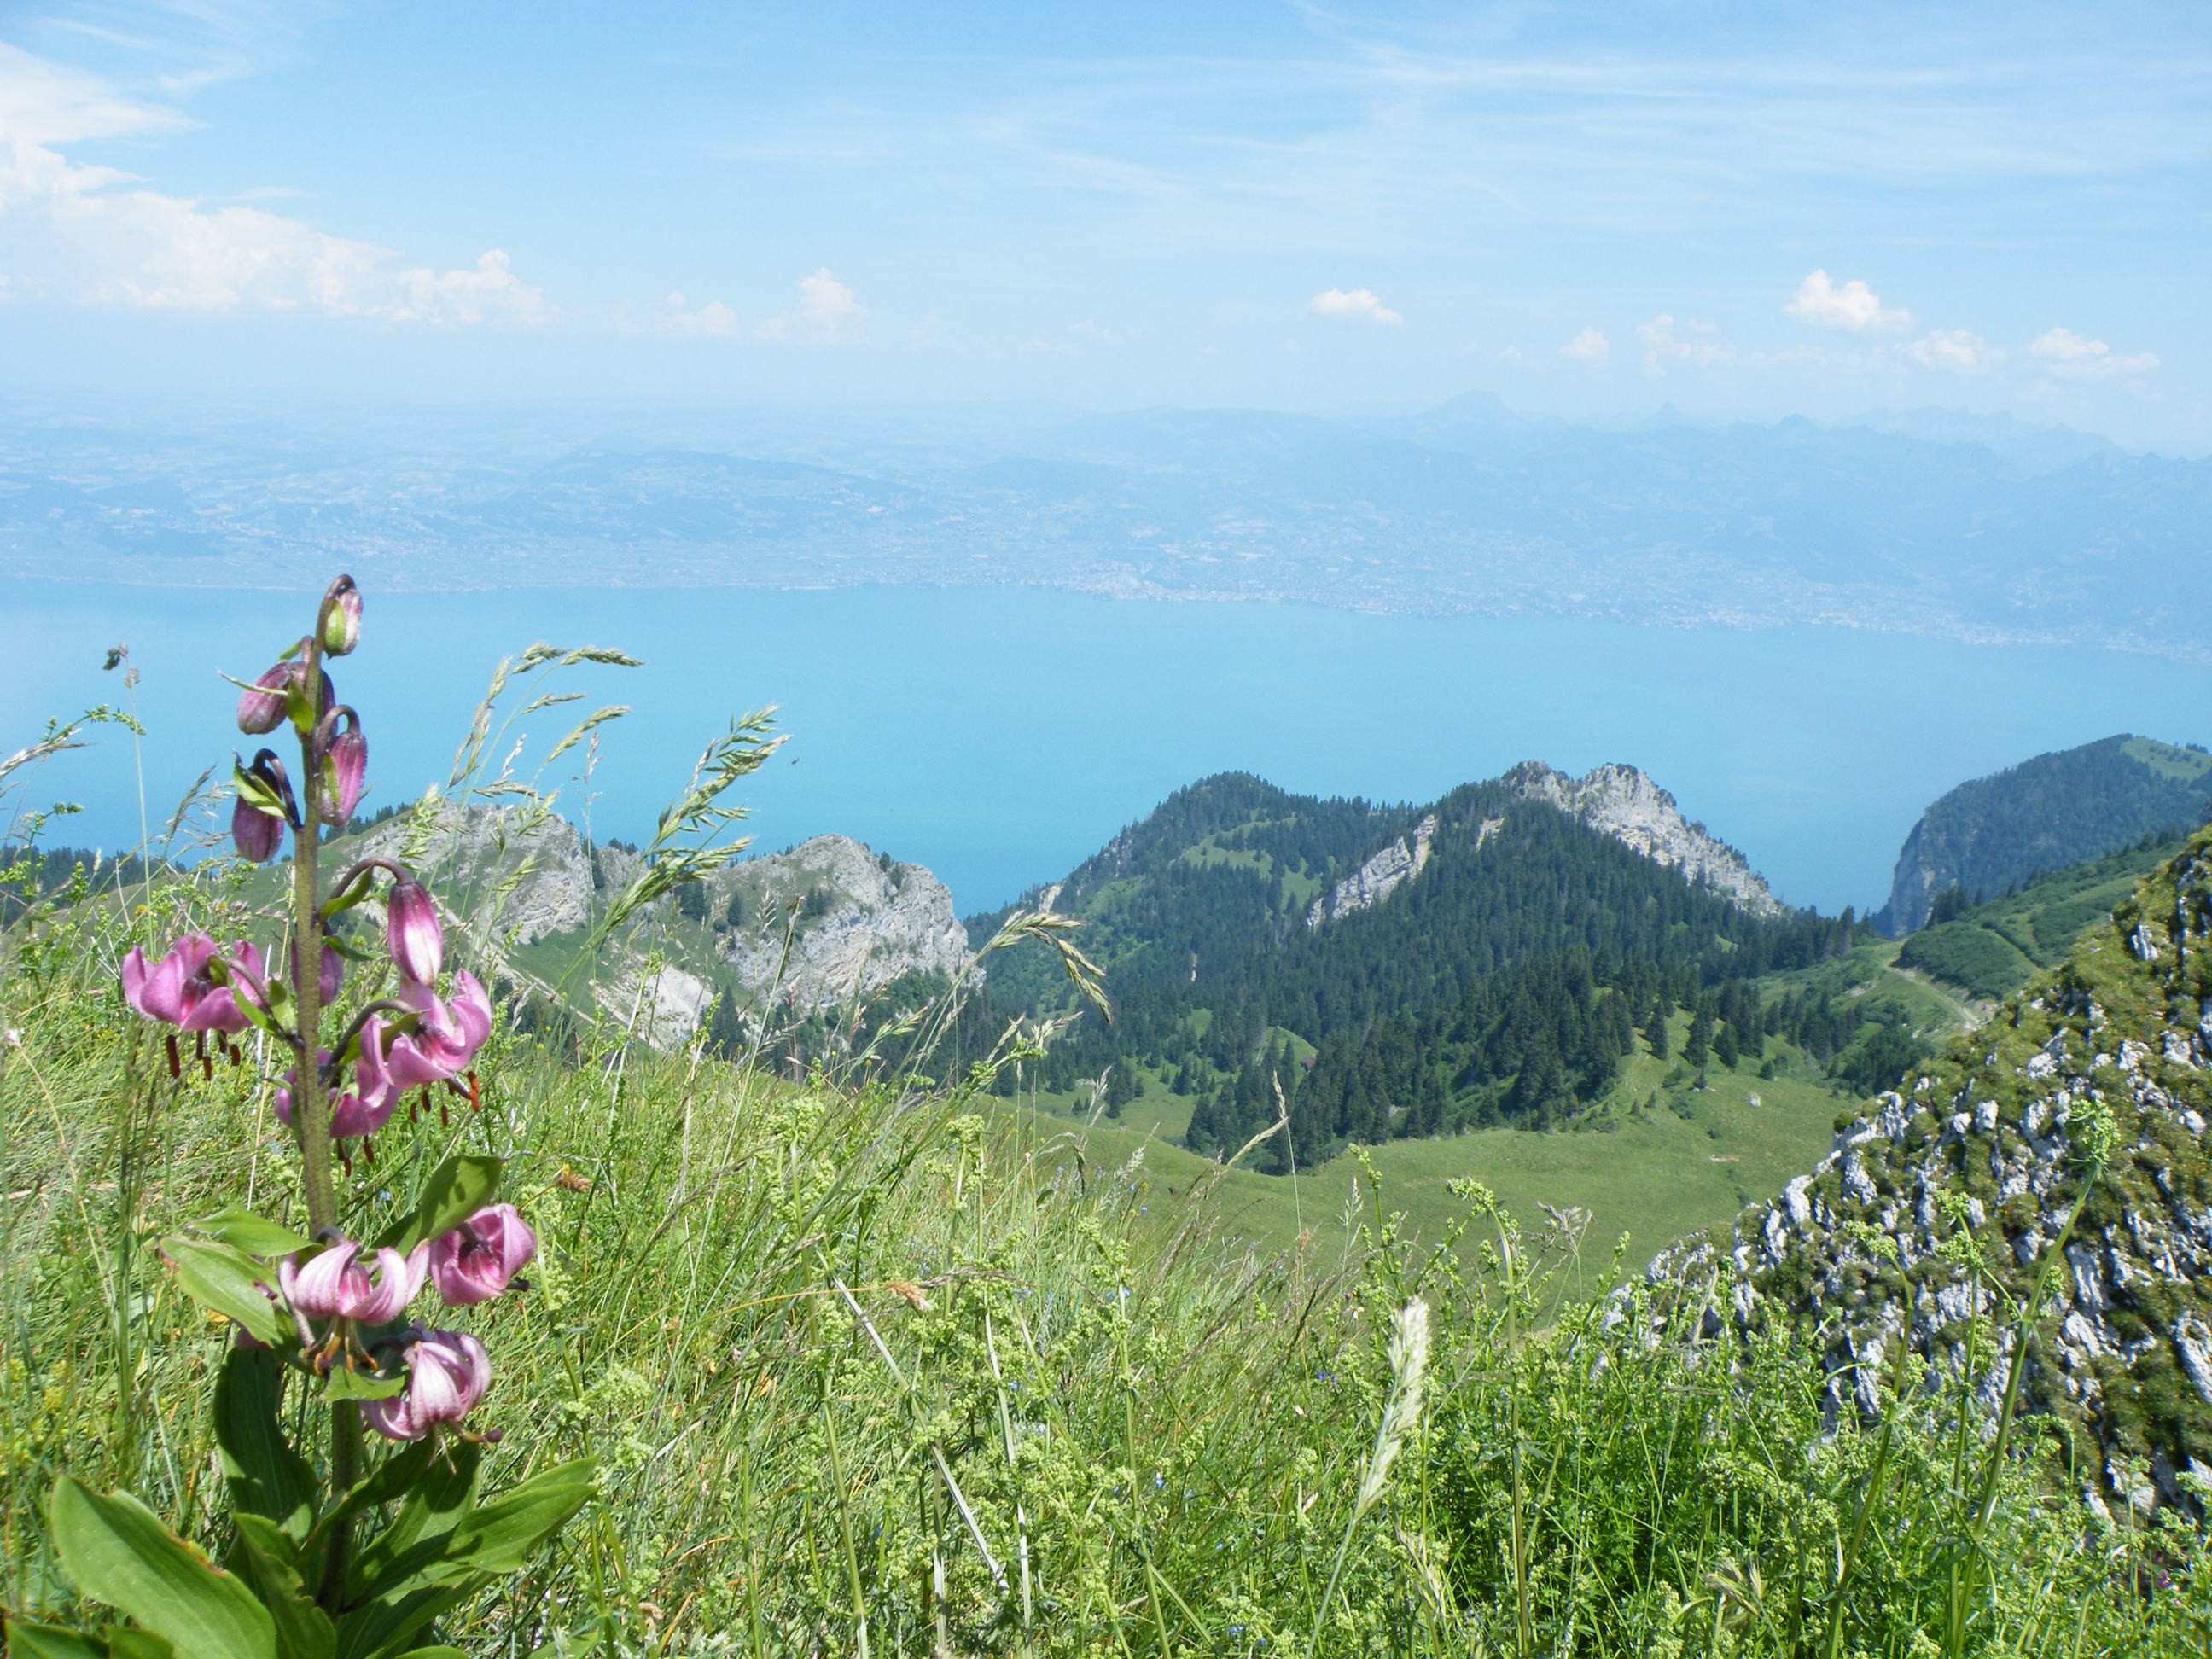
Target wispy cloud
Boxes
[1905,328,1992,371]
[1310,287,1402,325]
[1639,314,1735,371]
[2027,325,2157,378]
[757,268,868,344]
[1558,325,1609,368]
[1784,270,1911,334]
[0,44,555,323]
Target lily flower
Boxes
[122,934,266,1034]
[428,1204,536,1306]
[279,1237,428,1325]
[362,1330,492,1441]
[319,708,367,824]
[387,971,492,1088]
[275,1044,398,1141]
[387,876,443,986]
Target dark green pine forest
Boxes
[958,772,1885,1171]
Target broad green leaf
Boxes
[321,1367,407,1403]
[49,1479,276,1659]
[348,1440,480,1604]
[194,1207,314,1260]
[440,1460,596,1576]
[230,1514,336,1659]
[376,1155,501,1255]
[108,1632,177,1658]
[300,1443,434,1570]
[158,1237,283,1346]
[333,1585,471,1659]
[3,1621,113,1658]
[214,1348,315,1543]
[387,1650,467,1659]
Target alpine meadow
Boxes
[6,3,2212,1655]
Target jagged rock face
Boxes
[1308,813,1437,926]
[598,962,714,1049]
[1647,828,2212,1504]
[1507,760,1784,917]
[353,801,591,947]
[718,834,972,1010]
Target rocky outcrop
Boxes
[1508,761,1784,917]
[718,835,973,1010]
[1644,828,2212,1503]
[352,801,591,947]
[1307,813,1437,927]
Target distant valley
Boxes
[4,395,2209,659]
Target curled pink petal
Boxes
[282,1240,363,1321]
[428,1204,536,1307]
[386,878,443,987]
[362,1330,490,1441]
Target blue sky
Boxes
[2,0,2205,448]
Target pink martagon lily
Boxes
[278,1237,428,1324]
[428,1203,537,1306]
[386,972,492,1089]
[121,934,267,1033]
[362,1330,491,1441]
[275,1041,398,1141]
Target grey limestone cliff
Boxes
[1508,760,1784,917]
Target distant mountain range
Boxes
[1872,735,2212,934]
[3,396,2208,657]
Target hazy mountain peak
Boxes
[1505,760,1784,917]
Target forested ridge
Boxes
[961,771,1886,1168]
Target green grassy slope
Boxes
[1895,832,2184,1001]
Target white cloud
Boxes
[0,44,554,325]
[2027,325,2157,378]
[1784,269,1912,334]
[632,270,869,345]
[1904,329,1992,372]
[1638,314,1734,371]
[1310,287,1403,326]
[643,290,745,339]
[1557,326,1610,368]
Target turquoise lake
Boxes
[2,579,2204,917]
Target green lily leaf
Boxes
[349,1440,480,1604]
[49,1479,276,1659]
[321,1366,407,1403]
[376,1155,501,1255]
[3,1621,114,1658]
[193,1207,314,1260]
[229,1514,335,1659]
[214,1348,315,1545]
[160,1237,285,1346]
[439,1459,597,1576]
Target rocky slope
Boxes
[711,834,972,1010]
[1875,734,2212,935]
[1648,824,2212,1505]
[347,804,970,1041]
[1506,760,1785,917]
[1307,812,1438,926]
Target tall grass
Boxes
[2,843,2207,1653]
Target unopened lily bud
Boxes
[322,576,362,657]
[363,1330,491,1441]
[387,876,443,987]
[236,664,292,735]
[320,709,367,824]
[233,793,284,864]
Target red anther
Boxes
[164,1033,181,1079]
[201,1052,214,1082]
[468,1069,481,1111]
[338,1146,353,1176]
[439,1101,450,1127]
[228,1044,241,1068]
[361,1138,375,1167]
